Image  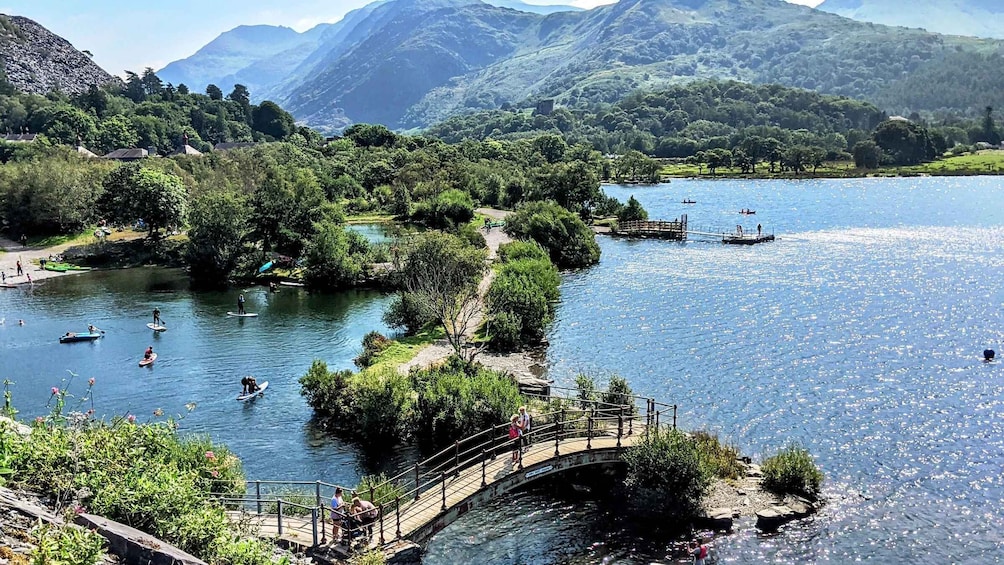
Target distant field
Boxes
[902,151,1004,175]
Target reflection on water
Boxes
[0,267,400,481]
[428,177,1004,564]
[6,177,1004,563]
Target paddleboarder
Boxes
[237,294,246,315]
[153,307,162,326]
[143,346,154,360]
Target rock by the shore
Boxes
[756,505,797,532]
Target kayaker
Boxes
[237,294,246,315]
[153,307,161,326]
[144,346,153,360]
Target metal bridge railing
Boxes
[214,390,678,551]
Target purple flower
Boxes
[50,386,59,395]
[205,451,216,460]
[126,414,136,423]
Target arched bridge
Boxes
[218,388,677,559]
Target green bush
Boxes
[504,201,600,269]
[411,358,525,448]
[600,375,635,415]
[298,360,354,420]
[691,431,744,482]
[575,374,597,406]
[355,331,391,369]
[761,444,824,500]
[410,189,475,229]
[382,292,435,335]
[497,240,549,263]
[30,522,106,565]
[486,257,559,351]
[351,368,414,442]
[304,221,370,291]
[622,429,710,521]
[617,195,648,222]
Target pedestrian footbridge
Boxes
[219,388,677,560]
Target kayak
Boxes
[139,353,157,367]
[59,332,102,343]
[258,261,274,273]
[44,264,69,272]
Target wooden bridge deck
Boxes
[230,429,647,553]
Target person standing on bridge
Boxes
[329,487,346,543]
[518,405,532,452]
[509,415,521,463]
[349,496,379,540]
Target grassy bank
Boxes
[655,151,1004,180]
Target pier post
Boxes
[414,464,420,501]
[673,405,677,429]
[440,472,447,512]
[311,507,318,547]
[617,408,623,448]
[481,449,487,487]
[315,481,321,509]
[587,410,593,450]
[277,500,283,535]
[395,497,402,540]
[255,480,262,514]
[554,409,563,457]
[378,504,385,545]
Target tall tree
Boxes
[982,106,1001,145]
[187,190,250,287]
[140,68,163,96]
[206,84,223,101]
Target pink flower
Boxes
[50,387,59,395]
[126,414,136,423]
[210,469,220,478]
[88,378,95,386]
[204,451,216,460]
[72,504,86,515]
[35,416,44,423]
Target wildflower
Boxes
[205,450,216,460]
[73,504,86,515]
[153,408,163,417]
[50,386,59,395]
[126,414,136,423]
[211,469,220,478]
[35,416,44,424]
[88,378,95,386]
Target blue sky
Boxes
[2,0,822,78]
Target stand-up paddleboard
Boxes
[139,353,157,367]
[227,312,258,317]
[147,323,167,331]
[237,381,268,401]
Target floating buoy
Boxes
[984,349,995,361]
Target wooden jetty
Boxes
[612,215,688,240]
[722,233,775,245]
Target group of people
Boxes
[508,405,532,463]
[240,375,260,395]
[329,487,380,544]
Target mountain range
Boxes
[0,14,118,95]
[818,0,1004,40]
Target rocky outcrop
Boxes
[0,14,120,95]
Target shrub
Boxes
[352,368,415,441]
[29,522,106,565]
[600,375,635,415]
[497,240,549,263]
[761,444,824,500]
[617,195,648,222]
[575,374,597,406]
[486,257,560,351]
[303,221,370,291]
[298,360,354,420]
[411,359,525,448]
[504,201,600,269]
[355,331,391,369]
[487,311,522,352]
[691,431,744,481]
[382,292,435,335]
[410,189,475,230]
[622,429,710,520]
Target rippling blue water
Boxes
[6,177,1004,563]
[425,177,1004,563]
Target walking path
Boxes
[398,208,547,380]
[0,231,147,285]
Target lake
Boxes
[4,177,1004,563]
